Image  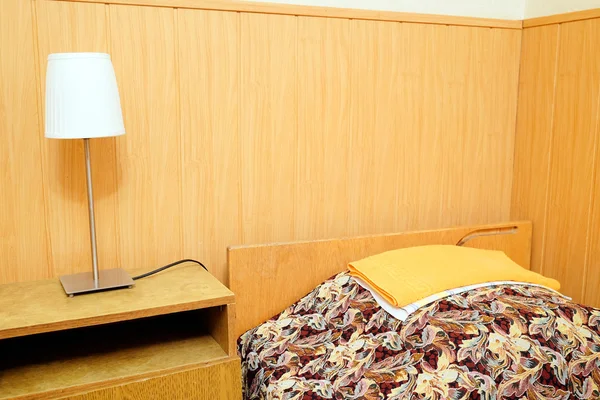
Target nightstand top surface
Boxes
[0,263,234,339]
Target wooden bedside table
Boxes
[0,263,241,400]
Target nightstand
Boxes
[0,263,241,400]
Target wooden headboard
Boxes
[228,221,531,344]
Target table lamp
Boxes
[45,52,134,296]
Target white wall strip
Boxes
[525,0,600,18]
[242,0,527,20]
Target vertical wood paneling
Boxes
[240,13,297,244]
[436,25,476,228]
[0,2,524,285]
[514,21,600,306]
[396,23,444,230]
[543,20,600,301]
[582,20,600,306]
[349,20,402,236]
[436,25,469,228]
[510,25,560,273]
[584,116,600,305]
[0,0,49,283]
[177,9,240,284]
[346,23,519,235]
[419,26,519,229]
[295,16,351,240]
[462,28,520,224]
[35,0,121,275]
[109,5,183,270]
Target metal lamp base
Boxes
[60,268,134,297]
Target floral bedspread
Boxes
[238,273,600,399]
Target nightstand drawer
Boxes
[62,357,241,400]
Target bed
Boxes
[229,222,600,399]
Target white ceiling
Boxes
[243,0,600,20]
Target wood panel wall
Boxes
[512,18,600,305]
[0,0,521,285]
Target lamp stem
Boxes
[84,138,99,287]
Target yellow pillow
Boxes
[348,245,560,308]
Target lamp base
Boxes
[60,268,134,297]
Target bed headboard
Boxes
[228,221,532,345]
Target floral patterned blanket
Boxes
[238,273,600,399]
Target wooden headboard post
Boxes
[228,221,532,349]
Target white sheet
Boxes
[353,276,570,322]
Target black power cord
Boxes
[131,259,208,281]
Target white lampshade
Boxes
[45,53,125,139]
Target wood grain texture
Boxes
[240,13,297,244]
[0,263,234,339]
[349,20,401,236]
[206,304,236,356]
[512,19,600,306]
[177,9,240,284]
[459,27,521,225]
[394,23,443,230]
[542,19,600,301]
[0,317,231,400]
[295,16,351,240]
[44,0,523,29]
[229,221,532,342]
[35,0,122,276]
[62,357,241,400]
[435,26,519,228]
[584,127,600,305]
[346,23,519,234]
[109,4,183,271]
[1,3,523,286]
[510,25,560,274]
[524,8,600,28]
[423,24,466,229]
[581,19,600,307]
[0,0,49,284]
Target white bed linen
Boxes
[352,276,570,322]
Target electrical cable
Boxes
[131,259,208,281]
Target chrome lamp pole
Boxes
[45,52,134,296]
